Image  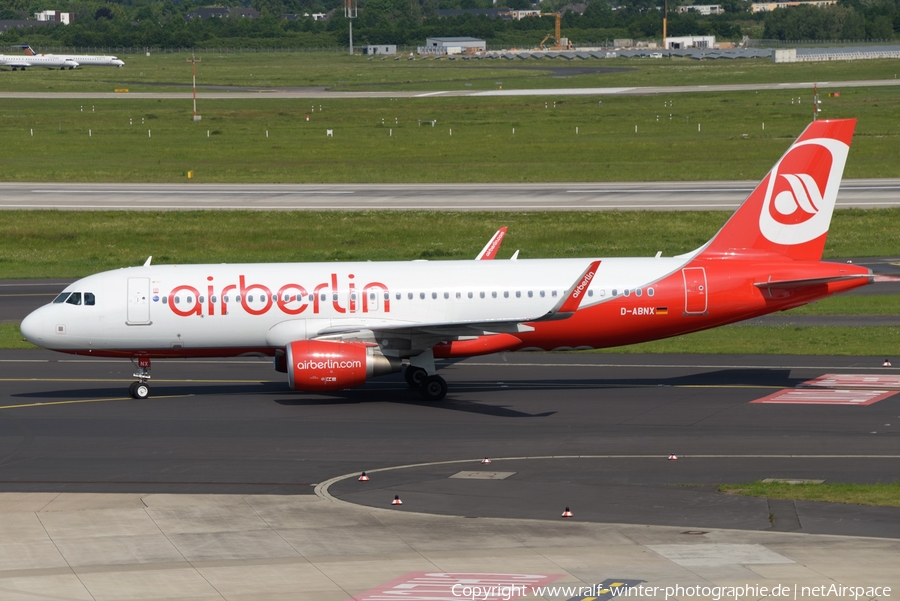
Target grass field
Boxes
[3,52,900,93]
[2,87,900,183]
[720,481,900,507]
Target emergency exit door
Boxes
[682,267,708,315]
[127,277,151,324]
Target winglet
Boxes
[475,227,507,260]
[536,260,600,321]
[143,256,152,267]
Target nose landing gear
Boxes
[130,356,151,399]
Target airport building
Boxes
[34,10,73,24]
[676,4,725,14]
[665,35,716,49]
[421,37,487,55]
[751,0,836,11]
[363,45,397,55]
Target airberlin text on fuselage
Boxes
[166,274,389,318]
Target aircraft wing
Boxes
[0,60,32,68]
[314,260,601,339]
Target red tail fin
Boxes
[699,119,855,261]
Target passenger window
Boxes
[636,288,642,297]
[552,290,558,297]
[503,291,509,298]
[480,292,485,299]
[212,295,218,303]
[174,296,181,304]
[53,293,70,303]
[648,288,655,297]
[624,289,630,297]
[408,292,413,300]
[492,291,497,298]
[162,296,168,304]
[273,294,278,302]
[199,296,205,303]
[84,292,96,306]
[600,289,606,297]
[540,290,545,297]
[235,295,242,302]
[370,292,376,302]
[395,292,401,300]
[612,289,618,297]
[432,292,437,300]
[66,292,82,305]
[588,290,593,297]
[527,291,533,298]
[515,291,521,298]
[444,292,449,299]
[456,292,461,299]
[420,292,425,299]
[319,294,325,302]
[468,292,473,299]
[247,295,253,302]
[333,294,338,301]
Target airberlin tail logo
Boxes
[759,137,849,246]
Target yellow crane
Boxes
[539,12,574,51]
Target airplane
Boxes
[0,53,77,70]
[20,119,873,402]
[21,44,124,68]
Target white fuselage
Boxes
[41,54,124,67]
[0,54,78,69]
[21,257,685,354]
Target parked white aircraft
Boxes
[22,45,123,68]
[0,53,77,70]
[21,120,873,401]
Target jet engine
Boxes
[285,340,401,392]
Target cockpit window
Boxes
[84,292,96,306]
[52,293,70,304]
[65,292,82,305]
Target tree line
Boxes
[1,0,897,49]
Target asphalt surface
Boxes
[1,258,896,323]
[0,349,898,538]
[3,180,900,211]
[0,78,897,99]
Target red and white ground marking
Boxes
[751,389,899,405]
[346,572,563,601]
[801,374,900,389]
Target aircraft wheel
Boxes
[404,366,427,388]
[133,382,150,399]
[419,375,447,401]
[128,382,138,398]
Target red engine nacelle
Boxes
[286,340,401,392]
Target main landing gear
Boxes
[404,365,447,402]
[129,356,151,399]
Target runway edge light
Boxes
[392,495,403,505]
[359,471,370,481]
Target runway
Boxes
[1,349,898,538]
[2,179,900,211]
[0,78,897,99]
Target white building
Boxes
[751,0,836,11]
[363,45,397,55]
[34,10,72,24]
[421,37,486,55]
[665,35,716,49]
[676,4,725,15]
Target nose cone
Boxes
[20,309,44,345]
[114,60,124,67]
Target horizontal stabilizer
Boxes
[754,274,872,289]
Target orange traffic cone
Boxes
[482,457,492,464]
[668,453,678,461]
[884,359,892,367]
[392,495,403,506]
[358,472,370,482]
[561,507,573,518]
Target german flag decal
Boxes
[656,307,669,315]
